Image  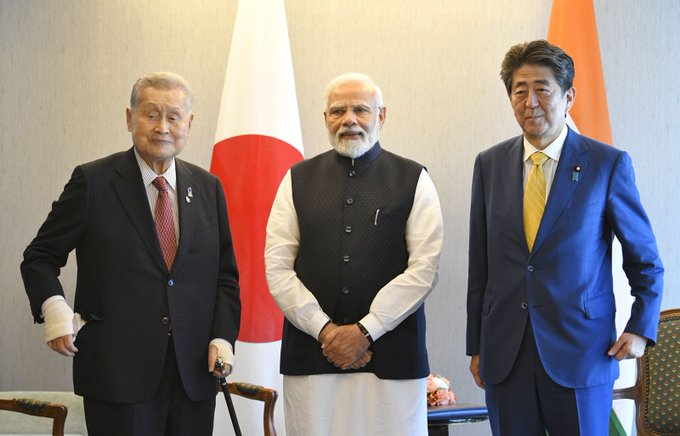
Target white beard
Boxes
[328,121,380,158]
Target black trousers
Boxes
[83,337,216,436]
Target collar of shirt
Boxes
[522,124,568,163]
[133,148,177,193]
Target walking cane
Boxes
[216,357,242,436]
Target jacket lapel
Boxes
[502,137,527,244]
[174,159,199,271]
[532,128,589,254]
[112,148,168,271]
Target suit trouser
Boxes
[485,320,613,436]
[83,335,216,436]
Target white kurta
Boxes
[265,167,444,435]
[284,373,427,436]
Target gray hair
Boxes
[324,72,384,108]
[130,71,193,110]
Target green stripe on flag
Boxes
[609,408,627,435]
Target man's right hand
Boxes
[321,324,371,369]
[470,354,485,389]
[318,322,338,343]
[48,334,78,357]
[318,322,373,369]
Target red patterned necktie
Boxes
[152,176,177,269]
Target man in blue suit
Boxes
[466,40,663,435]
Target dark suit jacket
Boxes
[466,128,663,388]
[21,147,240,403]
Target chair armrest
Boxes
[613,384,641,401]
[0,397,68,436]
[227,382,278,404]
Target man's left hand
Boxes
[208,344,232,377]
[321,324,370,370]
[349,350,373,369]
[608,332,648,361]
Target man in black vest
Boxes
[265,73,444,436]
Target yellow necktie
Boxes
[524,152,549,251]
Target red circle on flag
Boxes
[211,134,303,343]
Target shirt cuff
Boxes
[310,310,332,342]
[41,295,66,314]
[210,338,235,367]
[359,313,387,342]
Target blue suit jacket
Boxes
[466,128,663,388]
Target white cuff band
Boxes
[42,299,75,343]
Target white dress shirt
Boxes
[522,124,569,200]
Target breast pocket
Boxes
[562,202,603,219]
[372,205,409,227]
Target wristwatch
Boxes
[356,322,373,344]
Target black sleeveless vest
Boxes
[280,143,429,379]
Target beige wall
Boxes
[2,1,679,434]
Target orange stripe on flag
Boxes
[548,2,634,434]
[548,0,612,144]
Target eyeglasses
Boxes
[326,105,381,121]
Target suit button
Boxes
[346,198,354,205]
[349,170,356,177]
[168,279,175,286]
[342,287,350,294]
[521,302,528,310]
[527,266,534,272]
[161,317,170,325]
[345,226,352,233]
[343,255,350,263]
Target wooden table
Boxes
[427,402,489,435]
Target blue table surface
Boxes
[427,402,489,421]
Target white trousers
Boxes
[283,373,427,436]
